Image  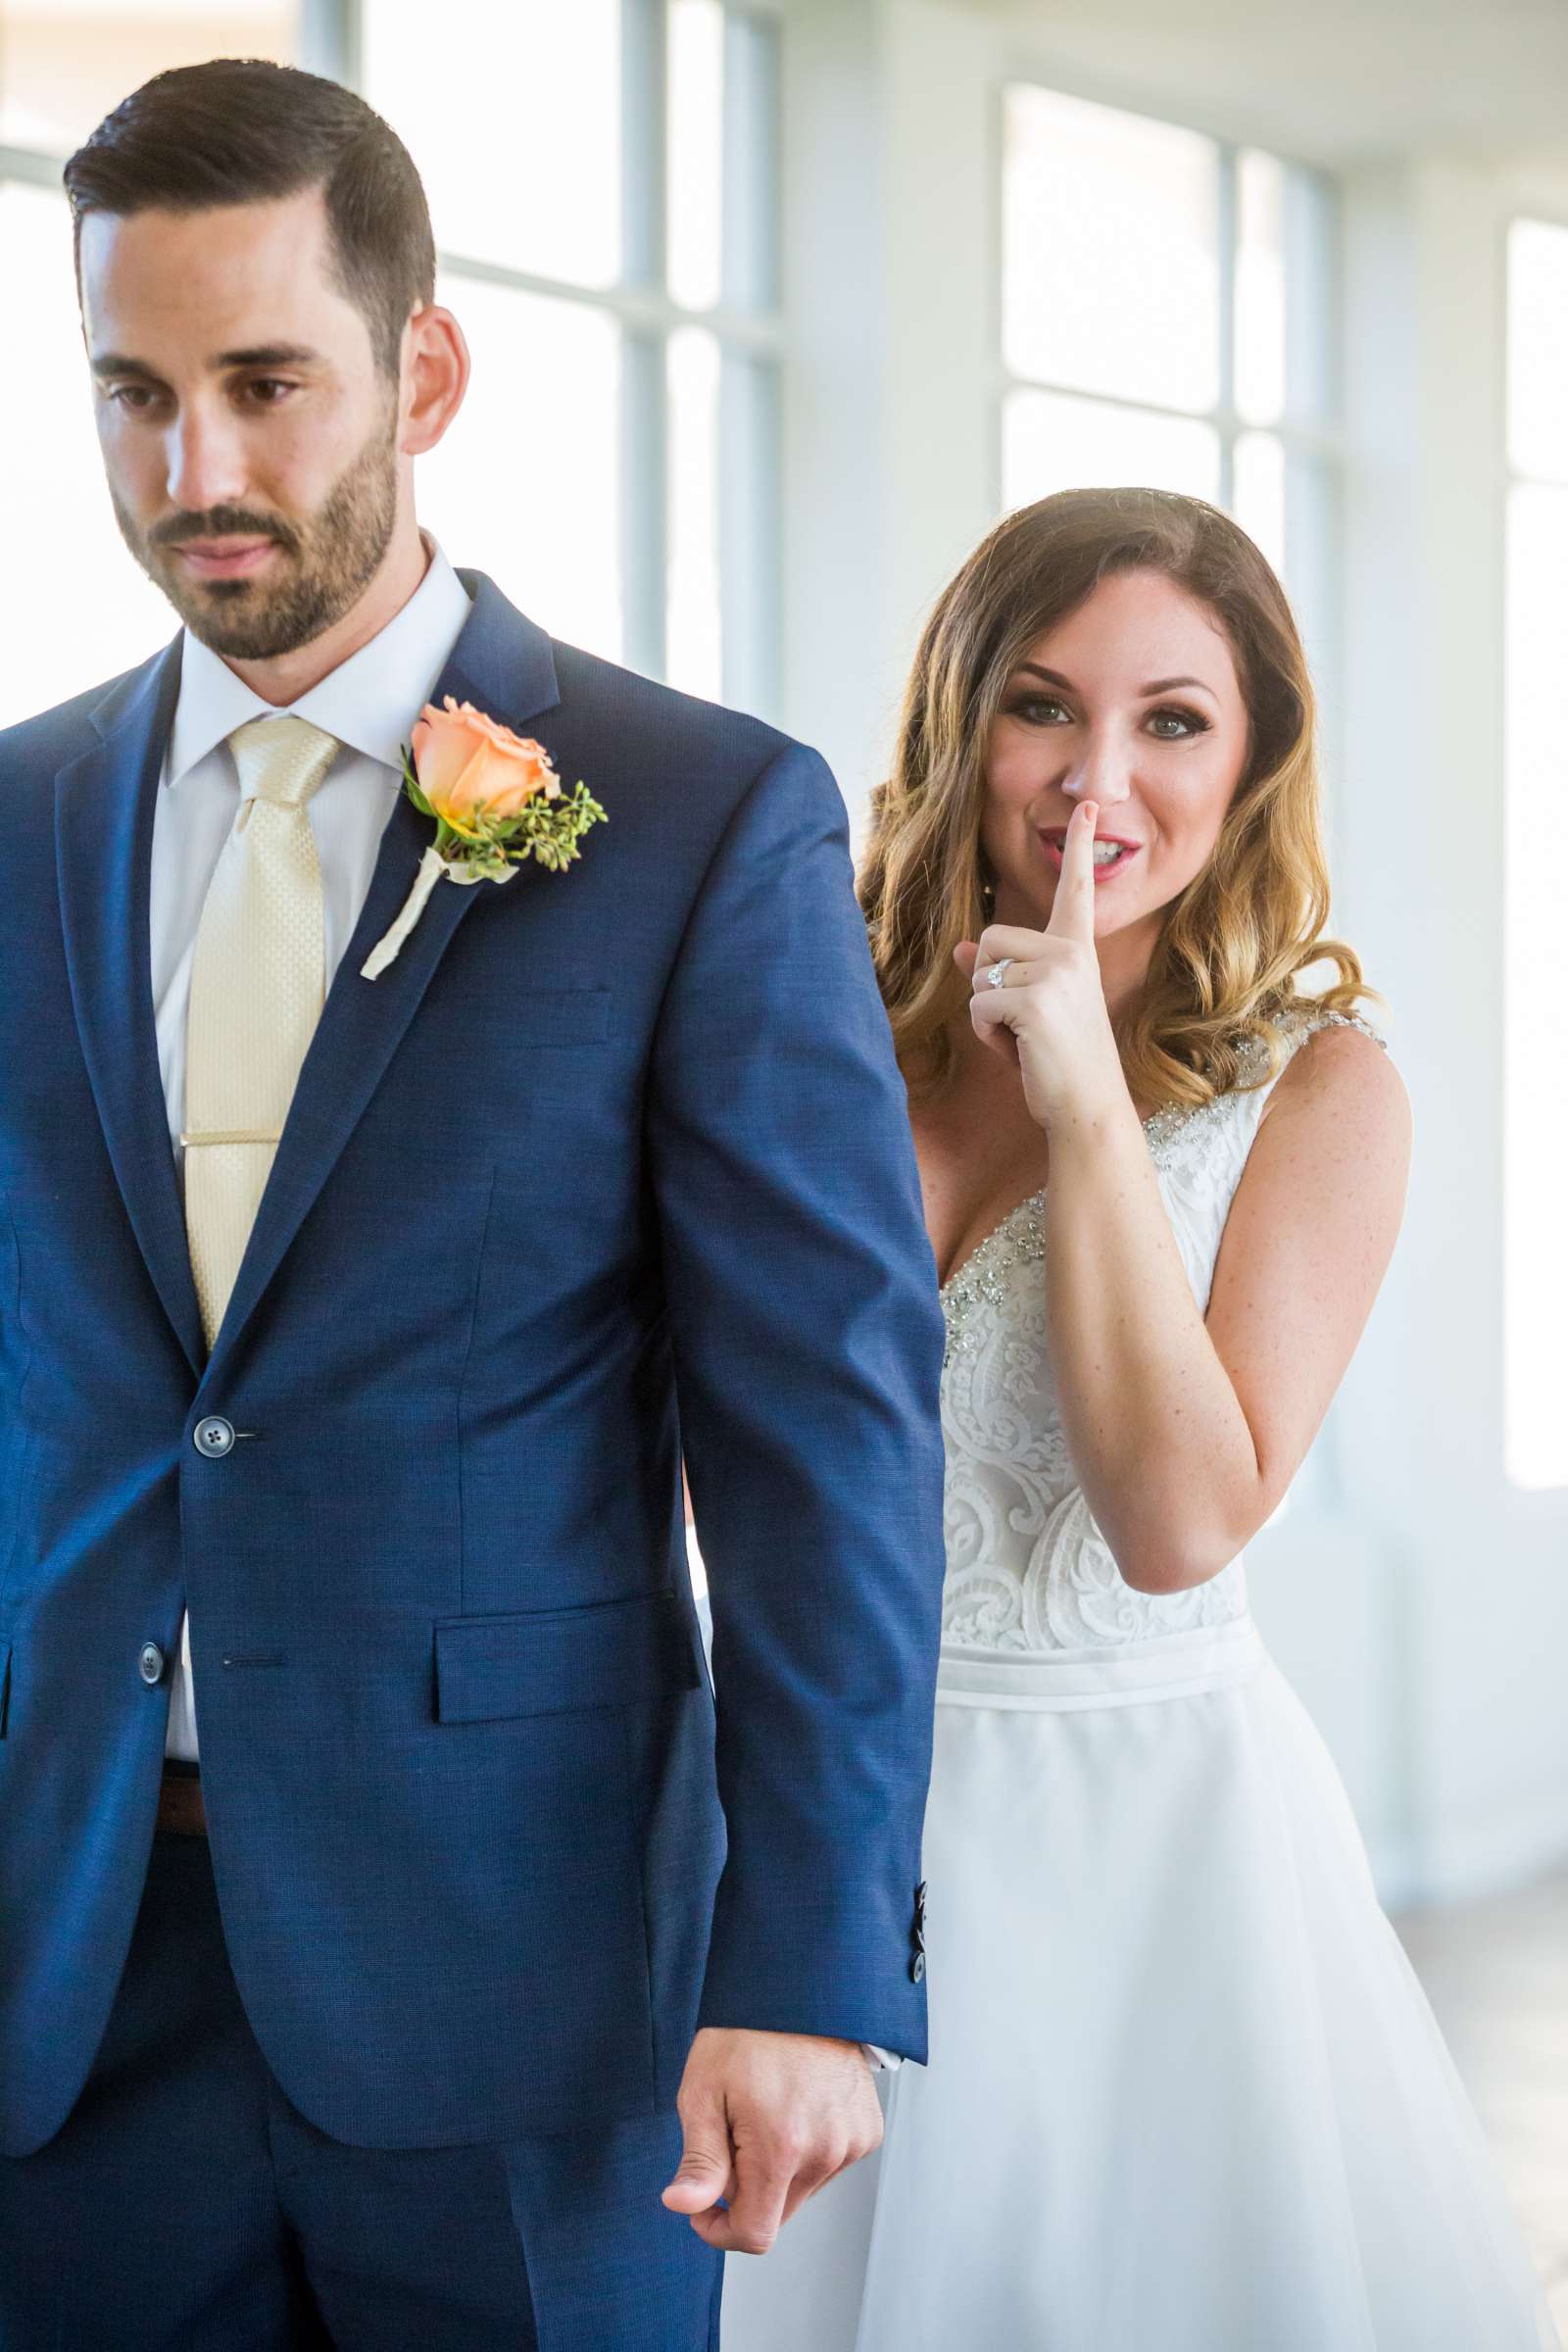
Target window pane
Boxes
[0,0,298,156]
[1234,430,1286,571]
[666,325,721,699]
[1003,387,1220,512]
[1003,84,1220,415]
[0,182,172,725]
[363,0,620,287]
[668,0,723,312]
[719,9,779,314]
[423,273,621,662]
[1236,149,1286,427]
[1281,166,1338,431]
[1508,219,1568,485]
[1504,480,1568,1488]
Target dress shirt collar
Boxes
[164,534,473,791]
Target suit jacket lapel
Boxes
[55,639,209,1380]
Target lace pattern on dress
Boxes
[938,1008,1385,1653]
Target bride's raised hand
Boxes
[953,801,1129,1135]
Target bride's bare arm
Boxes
[1044,1023,1409,1592]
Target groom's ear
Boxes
[398,303,469,462]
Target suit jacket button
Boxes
[909,1951,926,1984]
[193,1416,235,1458]
[139,1642,166,1687]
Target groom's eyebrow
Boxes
[90,351,163,380]
[210,342,323,369]
[89,342,324,379]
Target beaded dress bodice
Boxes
[937,1009,1383,1654]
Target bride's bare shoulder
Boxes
[1260,1012,1410,1159]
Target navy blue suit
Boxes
[0,574,947,2343]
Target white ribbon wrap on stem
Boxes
[360,843,512,979]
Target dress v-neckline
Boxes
[934,1101,1191,1300]
[937,1187,1050,1301]
[933,1010,1373,1303]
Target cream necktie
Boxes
[182,714,338,1353]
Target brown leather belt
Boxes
[157,1764,208,1837]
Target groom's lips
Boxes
[172,538,279,580]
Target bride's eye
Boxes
[1008,695,1072,727]
[1146,705,1210,741]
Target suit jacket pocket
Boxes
[433,1590,699,1724]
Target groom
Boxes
[0,58,946,2351]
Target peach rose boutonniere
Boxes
[361,696,607,980]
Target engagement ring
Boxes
[985,958,1013,989]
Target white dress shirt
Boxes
[155,536,473,1759]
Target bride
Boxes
[719,487,1557,2349]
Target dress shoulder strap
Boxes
[1266,1003,1388,1073]
[1144,1005,1388,1186]
[1226,1004,1388,1144]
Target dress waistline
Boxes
[936,1615,1264,1712]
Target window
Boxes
[0,0,781,727]
[1503,218,1568,1491]
[1000,86,1339,647]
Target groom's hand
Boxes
[661,2027,882,2255]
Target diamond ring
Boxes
[984,958,1014,990]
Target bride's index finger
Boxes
[1046,801,1099,942]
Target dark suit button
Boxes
[193,1416,235,1458]
[910,1951,926,1984]
[139,1642,166,1687]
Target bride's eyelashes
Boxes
[1005,693,1074,727]
[1003,692,1213,741]
[1144,704,1212,741]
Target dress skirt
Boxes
[720,1620,1557,2351]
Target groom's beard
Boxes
[110,412,400,662]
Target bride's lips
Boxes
[171,538,280,580]
[1039,828,1144,884]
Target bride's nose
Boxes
[1061,734,1134,808]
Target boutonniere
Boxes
[361,696,607,979]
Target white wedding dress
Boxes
[720,1007,1558,2352]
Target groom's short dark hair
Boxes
[62,58,435,380]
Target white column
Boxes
[778,0,996,833]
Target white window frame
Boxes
[327,0,786,710]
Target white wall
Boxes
[775,0,1568,1907]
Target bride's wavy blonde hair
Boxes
[859,486,1378,1105]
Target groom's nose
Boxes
[164,400,251,516]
